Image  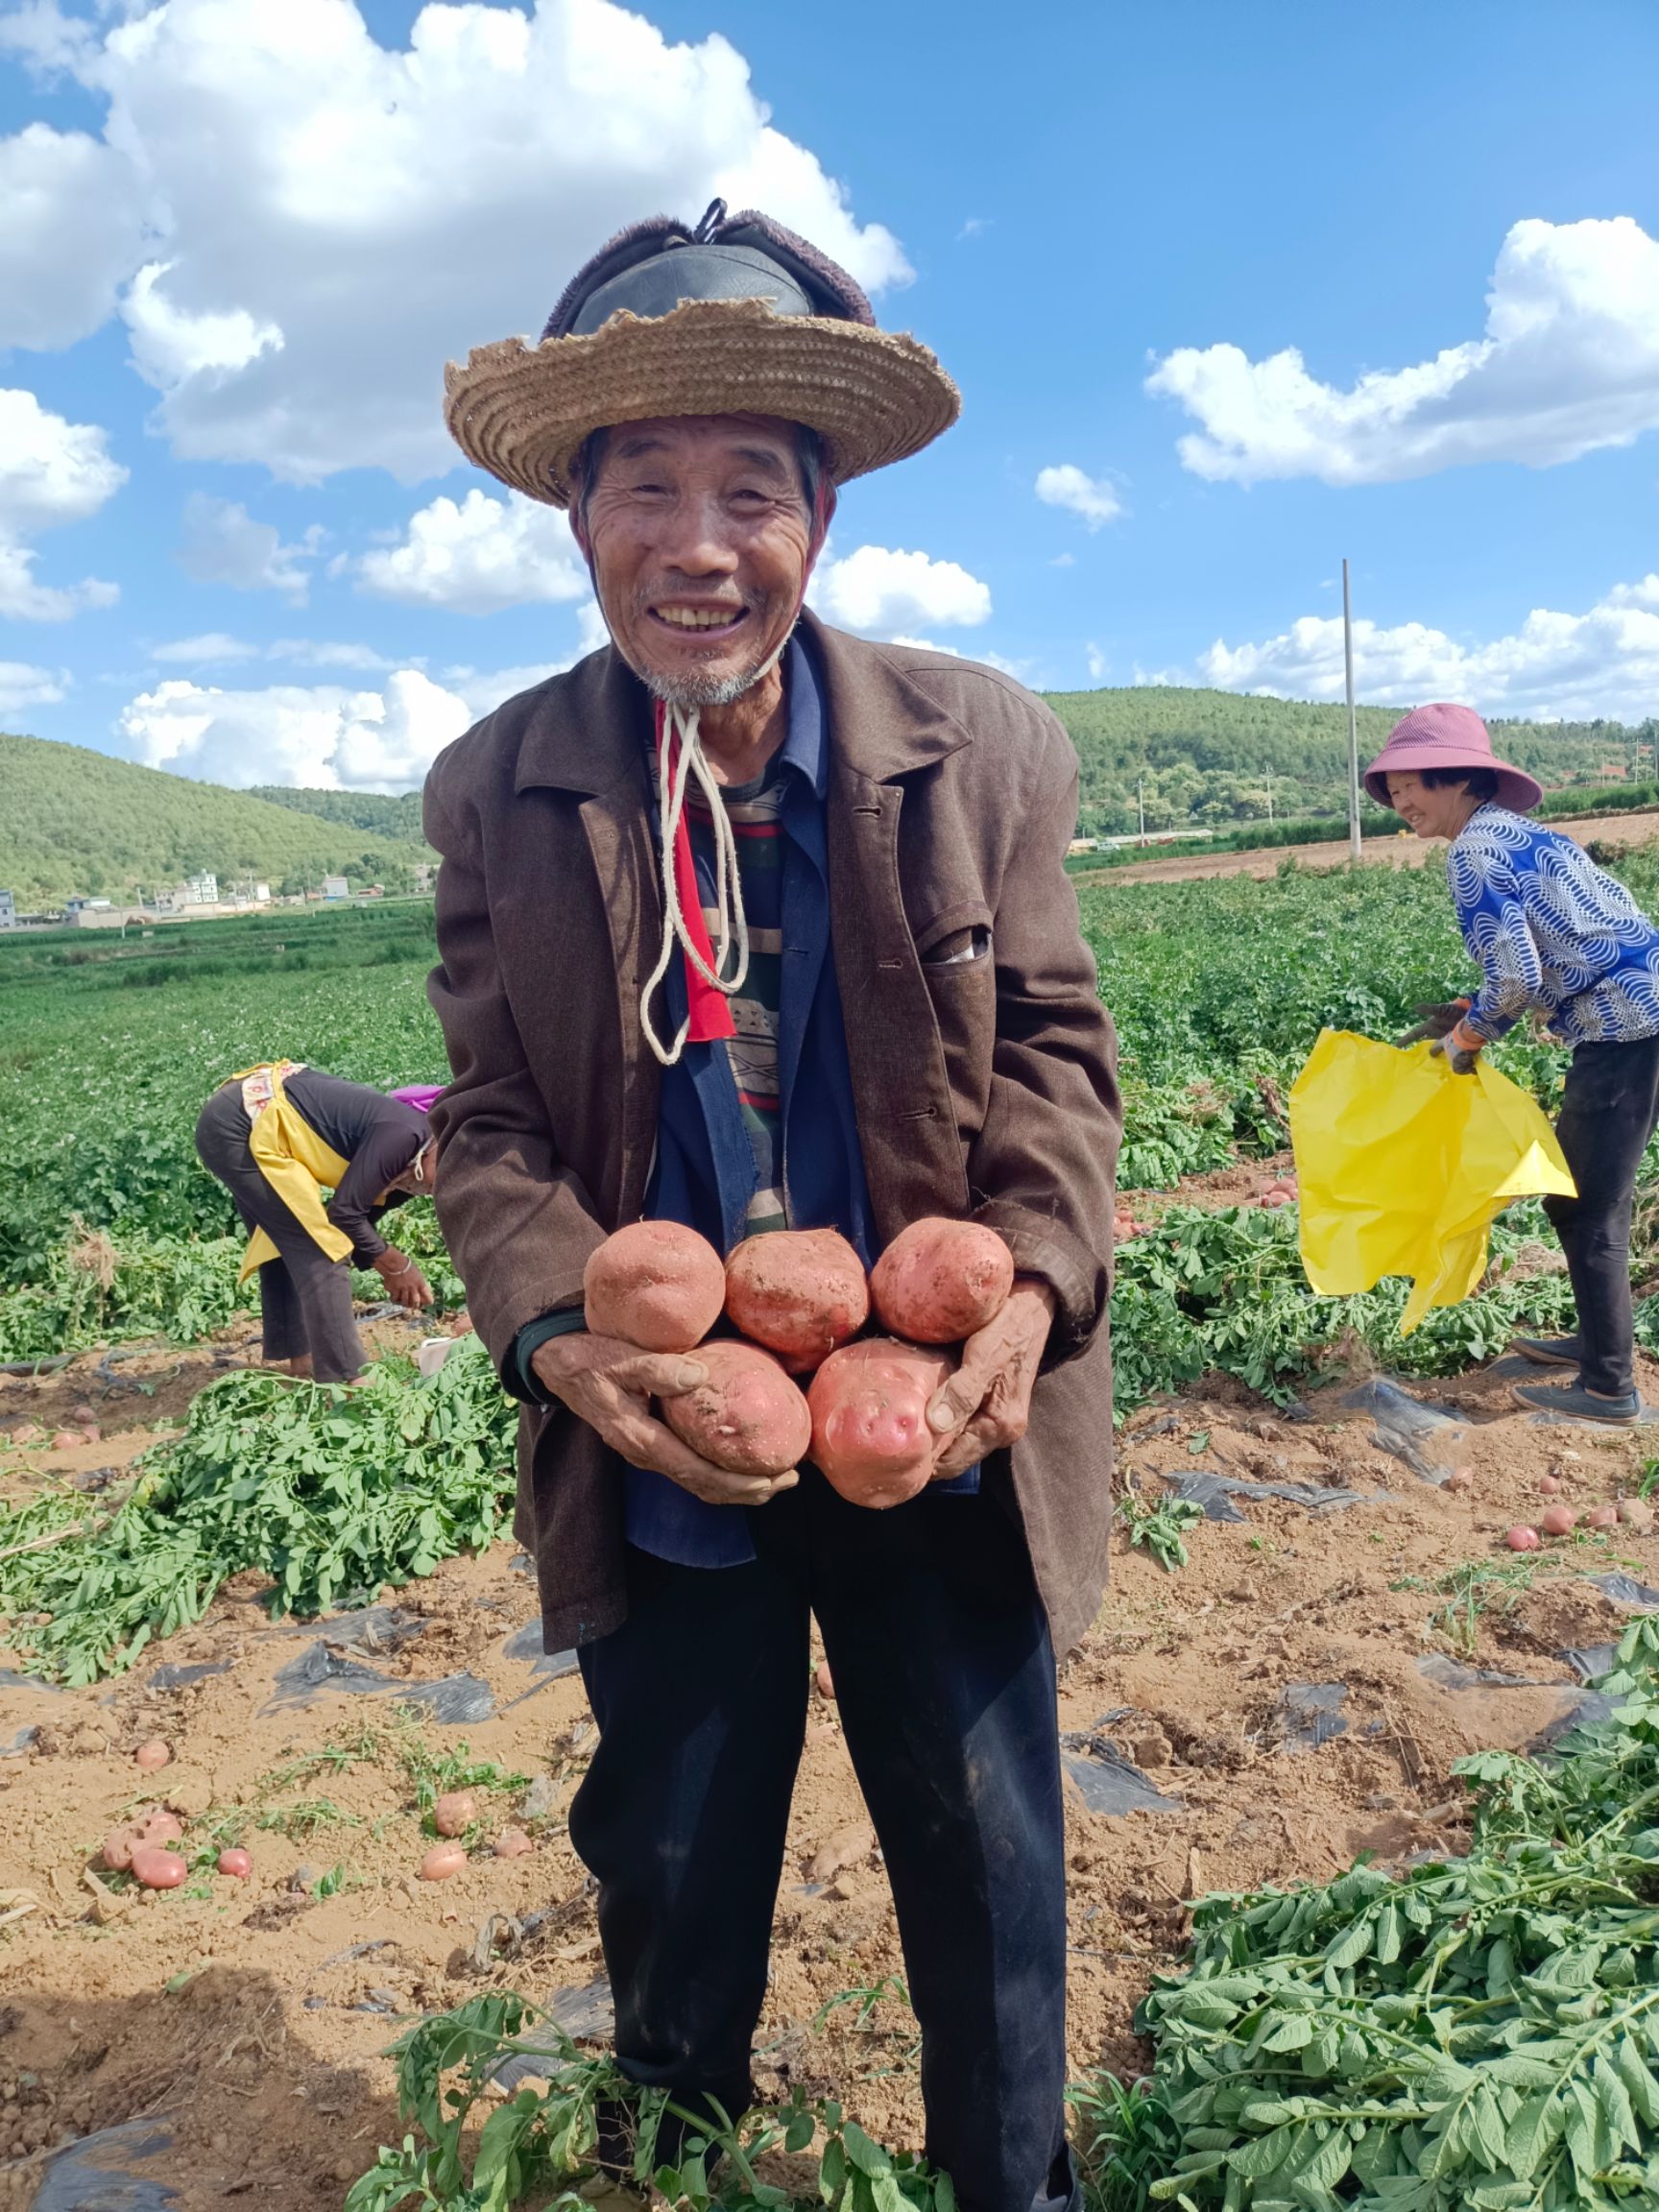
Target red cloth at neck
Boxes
[655,700,736,1045]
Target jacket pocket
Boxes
[915,907,996,1141]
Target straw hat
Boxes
[444,200,961,510]
[1363,702,1542,814]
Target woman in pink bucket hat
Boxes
[1367,701,1659,1424]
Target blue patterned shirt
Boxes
[1447,804,1659,1046]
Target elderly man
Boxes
[427,202,1120,2212]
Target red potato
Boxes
[432,1791,476,1838]
[132,1807,182,1848]
[1539,1474,1563,1496]
[584,1221,726,1352]
[661,1340,810,1477]
[814,1661,836,1701]
[1505,1525,1542,1551]
[724,1229,869,1373]
[420,1842,467,1882]
[102,1829,136,1873]
[130,1846,188,1890]
[869,1219,1014,1345]
[493,1827,533,1860]
[133,1739,171,1772]
[807,1337,955,1509]
[217,1848,252,1878]
[50,1430,84,1451]
[1540,1503,1576,1537]
[1586,1503,1619,1529]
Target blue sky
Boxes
[2,0,1657,789]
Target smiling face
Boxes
[573,414,825,709]
[1386,770,1481,841]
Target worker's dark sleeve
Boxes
[326,1123,425,1267]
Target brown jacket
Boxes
[424,613,1121,1655]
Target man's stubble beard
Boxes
[610,589,795,710]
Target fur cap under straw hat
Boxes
[444,199,960,510]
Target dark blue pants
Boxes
[571,1472,1072,2212]
[1544,1035,1659,1396]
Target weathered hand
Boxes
[924,1278,1058,1482]
[373,1249,433,1310]
[530,1331,799,1507]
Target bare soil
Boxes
[1083,810,1659,887]
[4,1309,1659,2207]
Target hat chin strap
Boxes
[640,700,751,1068]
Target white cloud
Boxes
[1035,463,1122,529]
[10,0,909,485]
[176,494,321,603]
[0,124,144,349]
[0,660,68,717]
[114,667,471,789]
[1189,573,1659,721]
[0,387,125,619]
[149,631,262,664]
[356,489,588,613]
[811,543,992,637]
[1148,215,1659,485]
[1085,643,1109,683]
[147,632,393,671]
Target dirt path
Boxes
[1083,807,1659,886]
[4,1317,1659,2205]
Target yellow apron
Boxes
[227,1062,355,1284]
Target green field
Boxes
[8,849,1653,1396]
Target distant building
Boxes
[412,862,437,894]
[253,882,271,902]
[321,876,350,900]
[0,891,15,929]
[185,871,219,904]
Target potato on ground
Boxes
[869,1218,1013,1344]
[583,1220,726,1352]
[724,1228,869,1372]
[661,1340,811,1477]
[807,1337,955,1509]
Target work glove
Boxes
[1430,1018,1484,1076]
[1395,998,1471,1046]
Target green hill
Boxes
[1040,687,1658,835]
[247,785,427,842]
[0,733,434,907]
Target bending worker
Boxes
[195,1062,438,1382]
[1372,702,1659,1426]
[426,204,1119,2212]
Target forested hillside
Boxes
[0,734,434,907]
[1043,686,1658,834]
[247,785,426,842]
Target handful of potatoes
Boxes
[582,1215,1016,1508]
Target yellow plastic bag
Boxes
[1288,1028,1575,1333]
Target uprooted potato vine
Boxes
[0,1334,516,1683]
[348,1623,1659,2211]
[1104,1614,1659,2209]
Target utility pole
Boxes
[1265,766,1275,824]
[1137,775,1146,846]
[1343,558,1361,863]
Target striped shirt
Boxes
[685,768,787,1233]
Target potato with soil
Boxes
[661,1340,810,1477]
[724,1228,869,1372]
[869,1219,1013,1345]
[807,1337,955,1508]
[583,1221,726,1352]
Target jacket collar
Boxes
[511,610,973,798]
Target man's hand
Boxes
[373,1248,433,1310]
[530,1331,800,1507]
[924,1278,1057,1482]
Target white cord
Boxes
[639,702,751,1067]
